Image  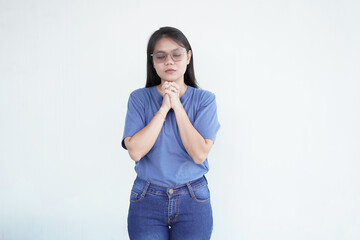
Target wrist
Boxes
[159,106,169,116]
[172,102,183,112]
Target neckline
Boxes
[153,84,191,102]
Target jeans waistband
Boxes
[133,176,208,197]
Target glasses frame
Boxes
[150,48,188,63]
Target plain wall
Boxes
[1,0,359,239]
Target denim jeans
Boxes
[128,176,213,240]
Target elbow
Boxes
[193,153,207,165]
[127,148,142,162]
[192,140,213,164]
[125,138,143,162]
[130,153,142,162]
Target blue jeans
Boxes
[128,176,213,240]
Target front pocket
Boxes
[130,185,146,203]
[192,184,211,203]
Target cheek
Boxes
[179,63,188,73]
[153,65,163,76]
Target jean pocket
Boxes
[192,183,211,203]
[130,184,146,203]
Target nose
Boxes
[164,54,174,64]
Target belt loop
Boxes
[141,181,150,198]
[186,182,195,198]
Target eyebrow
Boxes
[153,47,183,54]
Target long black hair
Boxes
[145,26,199,88]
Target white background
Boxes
[1,0,360,239]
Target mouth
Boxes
[165,69,176,73]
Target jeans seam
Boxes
[192,182,207,190]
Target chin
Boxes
[162,78,176,82]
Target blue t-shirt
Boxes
[122,85,220,187]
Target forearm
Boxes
[173,105,211,164]
[125,107,168,161]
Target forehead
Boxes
[153,37,184,52]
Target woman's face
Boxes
[152,37,191,84]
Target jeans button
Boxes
[168,189,174,194]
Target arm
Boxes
[124,107,169,162]
[165,83,214,164]
[173,104,214,164]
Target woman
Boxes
[121,26,220,240]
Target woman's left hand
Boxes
[164,81,182,110]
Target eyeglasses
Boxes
[150,48,187,63]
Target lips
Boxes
[165,69,176,73]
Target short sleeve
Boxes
[193,92,221,143]
[121,92,146,149]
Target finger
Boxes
[162,84,170,92]
[171,82,180,88]
[169,82,179,90]
[163,83,171,90]
[164,89,172,95]
[167,87,177,95]
[165,89,177,97]
[169,86,179,94]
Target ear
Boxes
[187,50,192,64]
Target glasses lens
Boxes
[153,53,166,63]
[171,49,184,61]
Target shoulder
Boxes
[126,87,154,109]
[129,87,151,98]
[191,87,217,105]
[192,87,216,98]
[128,87,153,102]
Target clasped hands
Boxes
[160,81,182,111]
